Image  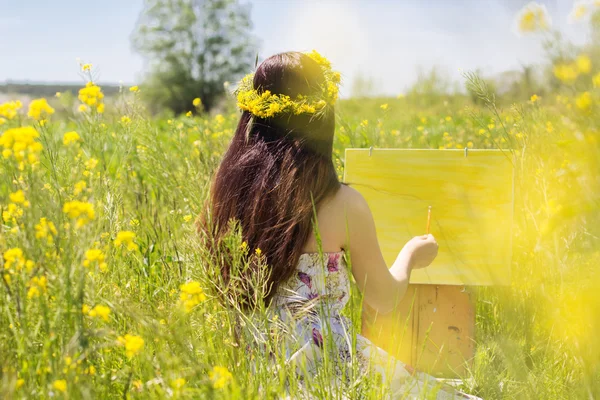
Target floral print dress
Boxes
[270,251,480,399]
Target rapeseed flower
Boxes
[63,131,81,146]
[117,334,144,358]
[576,54,592,74]
[35,218,58,244]
[515,2,551,33]
[576,92,592,112]
[114,231,138,251]
[78,82,104,112]
[0,100,22,120]
[83,249,107,271]
[129,86,139,93]
[193,97,202,107]
[179,281,206,312]
[52,379,67,393]
[27,98,55,121]
[89,305,111,321]
[553,63,579,83]
[0,126,44,165]
[62,201,95,228]
[27,276,47,299]
[209,366,232,389]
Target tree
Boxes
[132,0,258,114]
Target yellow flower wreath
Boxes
[234,50,341,119]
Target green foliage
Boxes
[132,0,258,114]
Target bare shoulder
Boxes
[332,184,371,215]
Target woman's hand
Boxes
[399,234,439,269]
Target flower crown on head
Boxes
[234,50,341,119]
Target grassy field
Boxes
[0,64,599,399]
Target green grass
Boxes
[0,76,599,399]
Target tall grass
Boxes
[1,54,599,400]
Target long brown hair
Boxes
[199,52,341,307]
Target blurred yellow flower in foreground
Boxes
[576,92,592,112]
[83,249,108,271]
[576,54,592,74]
[0,126,44,165]
[53,379,67,393]
[81,63,92,71]
[35,218,58,244]
[593,72,600,88]
[129,85,139,93]
[0,100,22,120]
[62,201,95,228]
[89,305,111,321]
[117,334,144,358]
[179,281,206,312]
[515,2,551,33]
[27,276,47,299]
[209,366,232,389]
[553,63,579,83]
[27,98,55,121]
[530,94,540,103]
[63,131,81,146]
[114,231,138,251]
[193,97,202,107]
[171,378,186,389]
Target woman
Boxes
[200,51,479,399]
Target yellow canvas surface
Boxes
[343,149,514,285]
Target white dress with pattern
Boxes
[270,251,480,399]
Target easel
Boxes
[344,148,514,378]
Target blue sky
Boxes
[0,0,592,96]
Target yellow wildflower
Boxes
[515,2,551,33]
[0,100,23,120]
[27,98,55,121]
[83,249,108,271]
[553,63,579,83]
[120,116,131,125]
[63,131,81,146]
[62,201,95,228]
[576,92,592,112]
[27,276,47,299]
[380,103,388,111]
[117,334,144,358]
[96,103,105,113]
[78,104,87,112]
[593,72,600,88]
[81,63,92,71]
[35,218,58,244]
[2,248,33,272]
[0,126,44,165]
[78,82,104,112]
[55,92,62,98]
[16,379,24,389]
[53,379,67,393]
[576,54,592,74]
[179,281,206,312]
[82,304,90,315]
[89,305,111,322]
[114,231,138,251]
[129,85,139,93]
[192,97,202,107]
[209,366,232,389]
[171,378,186,389]
[530,94,540,103]
[73,180,87,196]
[2,203,23,223]
[9,190,29,207]
[185,111,193,117]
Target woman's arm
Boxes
[340,186,438,315]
